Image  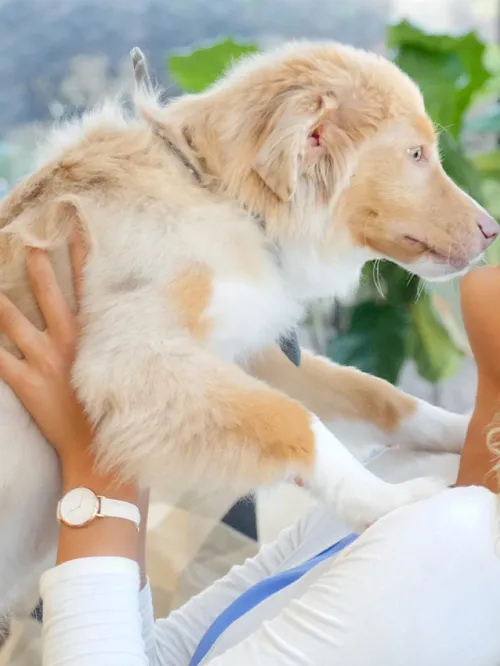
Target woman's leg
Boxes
[208,486,500,666]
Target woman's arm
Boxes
[456,267,500,492]
[0,241,149,665]
[143,506,318,666]
[0,242,143,564]
[0,239,308,665]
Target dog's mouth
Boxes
[403,235,447,262]
[402,234,469,271]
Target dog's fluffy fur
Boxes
[0,41,496,619]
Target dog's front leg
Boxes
[248,346,468,454]
[72,294,445,531]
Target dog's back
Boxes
[0,97,302,365]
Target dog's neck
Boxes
[154,124,306,365]
[155,130,204,187]
[154,120,370,299]
[154,124,268,229]
[151,106,321,243]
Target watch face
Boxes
[59,487,99,527]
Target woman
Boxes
[1,237,499,666]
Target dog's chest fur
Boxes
[205,263,303,362]
[82,200,370,367]
[192,231,370,363]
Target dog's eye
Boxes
[408,146,423,162]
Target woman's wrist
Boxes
[57,473,142,566]
[56,447,143,566]
[61,449,140,504]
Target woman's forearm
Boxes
[56,450,143,565]
[455,377,499,493]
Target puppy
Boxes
[0,41,495,618]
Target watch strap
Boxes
[98,496,141,529]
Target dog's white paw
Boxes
[397,402,470,454]
[308,414,449,531]
[390,475,448,508]
[348,476,448,532]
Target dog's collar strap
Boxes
[159,132,204,186]
[278,330,302,367]
[158,132,301,367]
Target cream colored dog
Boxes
[0,42,496,620]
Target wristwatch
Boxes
[57,487,141,529]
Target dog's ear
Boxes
[252,91,338,202]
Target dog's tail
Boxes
[131,47,153,97]
[130,46,162,119]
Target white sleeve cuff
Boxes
[40,556,140,588]
[41,557,148,666]
[139,580,157,661]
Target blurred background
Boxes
[1,1,499,662]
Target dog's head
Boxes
[157,42,497,282]
[335,113,498,281]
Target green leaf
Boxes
[361,262,420,306]
[482,179,500,231]
[388,20,490,137]
[327,302,409,384]
[168,38,258,93]
[471,151,500,223]
[409,293,463,383]
[473,150,500,180]
[362,261,420,306]
[487,240,500,265]
[486,221,500,264]
[476,44,500,100]
[439,131,484,203]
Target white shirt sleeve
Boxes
[41,557,147,666]
[40,508,310,666]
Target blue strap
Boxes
[190,532,358,666]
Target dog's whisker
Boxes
[412,277,426,303]
[371,259,385,299]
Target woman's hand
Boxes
[0,235,147,565]
[0,235,93,472]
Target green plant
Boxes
[167,28,492,386]
[463,43,500,260]
[168,38,257,92]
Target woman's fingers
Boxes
[0,292,45,361]
[68,229,87,307]
[26,248,76,347]
[0,347,26,392]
